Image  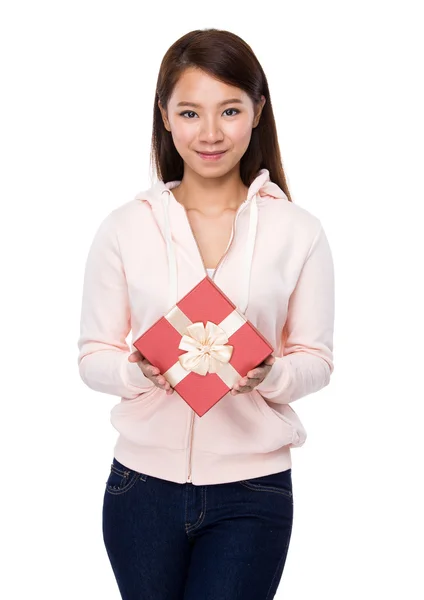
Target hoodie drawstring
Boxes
[239,194,258,315]
[161,190,179,311]
[161,190,259,316]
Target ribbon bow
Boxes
[178,321,234,376]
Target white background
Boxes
[1,1,423,598]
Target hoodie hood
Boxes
[133,168,288,314]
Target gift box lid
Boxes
[134,276,274,416]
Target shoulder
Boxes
[261,197,323,240]
[111,197,151,222]
[88,198,152,255]
[99,198,153,234]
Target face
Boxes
[158,67,265,177]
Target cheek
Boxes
[170,126,193,148]
[227,121,253,146]
[168,117,197,145]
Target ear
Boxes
[158,99,171,132]
[253,95,266,128]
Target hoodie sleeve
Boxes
[77,211,155,399]
[255,223,334,404]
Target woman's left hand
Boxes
[230,355,276,395]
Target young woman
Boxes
[77,28,335,600]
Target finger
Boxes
[245,368,261,378]
[139,355,154,368]
[231,385,254,395]
[132,359,159,377]
[143,364,160,376]
[232,380,256,392]
[232,374,269,394]
[238,376,262,387]
[154,375,174,394]
[246,366,272,379]
[133,355,160,376]
[155,374,168,386]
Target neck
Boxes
[171,165,249,215]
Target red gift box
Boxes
[133,277,274,417]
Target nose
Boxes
[198,116,225,143]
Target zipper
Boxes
[187,409,195,482]
[182,196,250,483]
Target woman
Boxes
[77,28,335,600]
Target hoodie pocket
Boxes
[194,390,301,456]
[110,387,189,450]
[253,391,307,448]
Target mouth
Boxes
[196,150,228,161]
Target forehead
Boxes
[170,68,249,106]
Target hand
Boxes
[230,355,276,396]
[128,350,174,395]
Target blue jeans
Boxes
[103,457,294,600]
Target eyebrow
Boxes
[176,98,244,108]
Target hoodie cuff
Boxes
[125,357,156,391]
[254,357,291,396]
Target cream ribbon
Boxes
[178,321,233,376]
[162,307,246,388]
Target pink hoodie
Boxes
[77,168,335,485]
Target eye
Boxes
[223,108,240,116]
[180,110,198,119]
[179,108,241,119]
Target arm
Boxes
[255,223,335,404]
[77,211,155,399]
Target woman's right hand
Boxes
[128,350,174,395]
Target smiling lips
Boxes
[196,150,227,161]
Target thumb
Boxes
[128,350,143,362]
[264,355,276,366]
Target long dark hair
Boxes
[150,28,293,202]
